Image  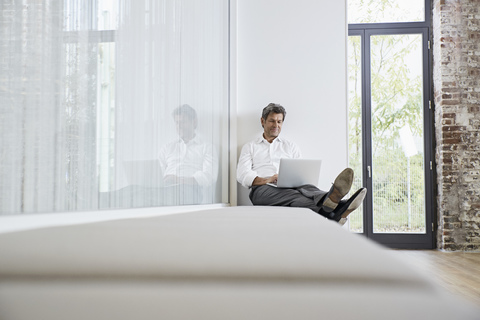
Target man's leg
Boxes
[295,168,355,213]
[249,168,362,221]
[249,185,321,213]
[295,184,328,206]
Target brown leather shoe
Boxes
[321,168,354,212]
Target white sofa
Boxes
[0,206,478,319]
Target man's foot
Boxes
[321,168,354,212]
[329,187,367,222]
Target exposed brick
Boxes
[441,99,461,105]
[443,216,460,223]
[441,176,458,184]
[442,138,462,144]
[442,132,463,139]
[442,156,453,164]
[442,126,466,131]
[443,222,462,230]
[434,0,480,251]
[444,243,464,251]
[466,244,480,250]
[443,236,455,243]
[442,113,456,119]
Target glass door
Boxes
[347,28,434,248]
[347,32,365,234]
[369,31,426,234]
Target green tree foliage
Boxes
[348,19,425,231]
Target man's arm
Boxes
[192,143,218,186]
[237,143,278,188]
[252,174,278,186]
[237,143,261,188]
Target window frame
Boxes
[347,0,435,249]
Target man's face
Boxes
[174,114,196,139]
[261,112,284,140]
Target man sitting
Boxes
[236,103,366,225]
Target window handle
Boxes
[367,166,371,178]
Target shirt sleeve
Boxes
[158,146,168,177]
[193,143,218,187]
[236,142,258,189]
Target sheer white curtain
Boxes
[0,1,99,214]
[0,0,229,215]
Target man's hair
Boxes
[172,104,197,121]
[262,103,286,121]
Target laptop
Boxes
[123,159,165,188]
[267,158,322,188]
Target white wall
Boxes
[236,0,348,205]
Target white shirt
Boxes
[237,135,302,188]
[158,135,218,187]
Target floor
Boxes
[391,249,480,306]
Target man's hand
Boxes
[252,174,278,186]
[164,175,178,185]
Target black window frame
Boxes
[348,0,435,249]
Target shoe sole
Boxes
[323,168,354,210]
[341,188,367,219]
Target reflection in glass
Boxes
[111,0,227,209]
[348,0,424,24]
[347,35,364,233]
[0,0,228,215]
[155,105,218,205]
[370,34,425,233]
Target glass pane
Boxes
[98,0,119,30]
[370,34,425,233]
[64,0,119,31]
[109,0,228,209]
[97,42,116,194]
[348,0,425,24]
[347,35,364,233]
[0,0,229,215]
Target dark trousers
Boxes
[249,184,329,217]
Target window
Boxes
[347,0,434,248]
[0,0,230,214]
[348,0,425,24]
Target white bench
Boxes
[0,206,477,319]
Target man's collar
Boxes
[178,134,202,144]
[256,134,283,144]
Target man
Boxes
[159,104,218,204]
[237,103,366,225]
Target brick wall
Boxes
[433,0,480,251]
